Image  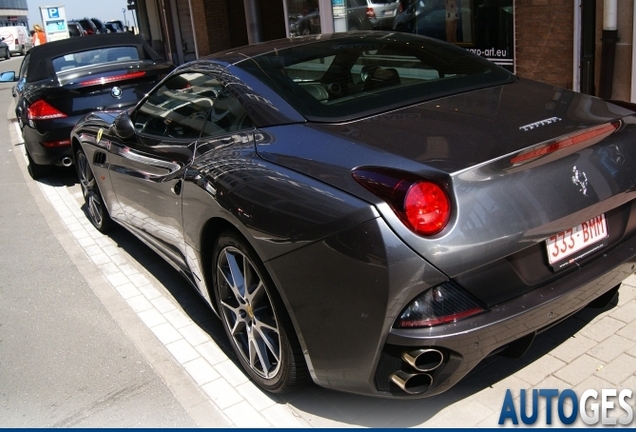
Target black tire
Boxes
[75,148,114,232]
[26,149,53,179]
[212,232,308,393]
[5,49,10,60]
[20,45,25,56]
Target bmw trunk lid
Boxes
[42,61,172,117]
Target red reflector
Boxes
[42,139,71,148]
[399,308,485,328]
[81,71,146,87]
[27,100,67,120]
[511,122,620,165]
[405,181,451,236]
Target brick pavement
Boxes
[12,121,636,427]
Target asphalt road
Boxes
[0,55,204,427]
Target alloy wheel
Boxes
[216,246,282,379]
[76,150,112,232]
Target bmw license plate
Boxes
[546,214,608,269]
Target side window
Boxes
[132,72,253,140]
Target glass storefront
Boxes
[285,0,514,71]
[386,0,514,70]
[287,0,321,36]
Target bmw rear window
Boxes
[52,46,139,73]
[234,34,514,122]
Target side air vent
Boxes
[93,152,107,165]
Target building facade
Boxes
[133,0,635,102]
[0,0,28,27]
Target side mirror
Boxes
[113,111,135,140]
[0,71,16,82]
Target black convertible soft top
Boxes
[26,32,165,82]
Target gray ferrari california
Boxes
[71,31,636,398]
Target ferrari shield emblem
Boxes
[96,128,103,145]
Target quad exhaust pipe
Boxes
[390,348,444,395]
[402,348,444,372]
[390,370,433,395]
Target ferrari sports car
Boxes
[12,32,173,179]
[71,32,636,399]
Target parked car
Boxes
[289,0,393,35]
[105,22,123,33]
[0,26,32,55]
[364,0,401,29]
[75,18,99,35]
[107,20,127,33]
[70,31,636,398]
[11,32,174,178]
[393,0,455,40]
[0,37,10,60]
[67,20,86,38]
[90,18,110,34]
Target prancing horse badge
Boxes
[96,128,103,145]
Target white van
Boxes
[0,26,32,55]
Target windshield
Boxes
[234,34,514,121]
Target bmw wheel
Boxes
[75,149,113,232]
[212,232,308,393]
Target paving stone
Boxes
[184,357,220,386]
[579,316,625,342]
[588,334,635,363]
[202,378,244,410]
[223,401,271,427]
[554,354,604,386]
[549,334,597,363]
[514,354,566,386]
[594,353,636,385]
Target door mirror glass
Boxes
[0,71,16,82]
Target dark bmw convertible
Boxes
[12,32,173,179]
[71,32,636,398]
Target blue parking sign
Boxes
[47,7,60,19]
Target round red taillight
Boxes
[352,168,452,237]
[404,181,450,236]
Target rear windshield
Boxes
[52,46,139,72]
[234,35,514,121]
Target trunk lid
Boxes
[41,60,172,117]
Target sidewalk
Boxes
[11,118,636,427]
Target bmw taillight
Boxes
[352,167,451,236]
[394,282,486,328]
[27,100,67,120]
[366,7,376,18]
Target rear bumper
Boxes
[22,116,81,166]
[379,232,636,398]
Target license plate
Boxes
[546,214,608,267]
[383,9,395,16]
